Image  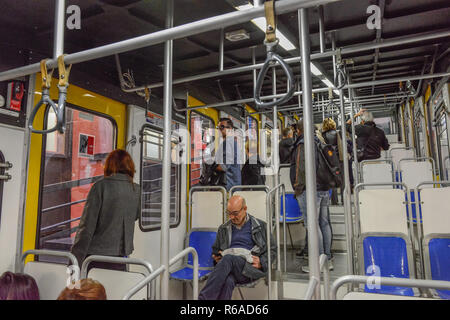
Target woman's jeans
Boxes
[296,190,332,259]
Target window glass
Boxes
[190,112,214,187]
[38,107,115,254]
[140,126,180,230]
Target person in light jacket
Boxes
[71,149,140,271]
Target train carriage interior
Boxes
[0,0,449,301]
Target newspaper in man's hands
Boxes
[221,248,253,264]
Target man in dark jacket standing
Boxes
[279,127,294,164]
[198,195,276,300]
[346,109,390,160]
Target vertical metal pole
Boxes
[53,0,65,58]
[348,87,359,185]
[219,28,224,72]
[338,88,355,277]
[272,67,281,274]
[318,5,325,54]
[252,47,257,94]
[299,8,321,300]
[331,32,337,86]
[160,0,173,300]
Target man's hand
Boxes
[212,251,222,263]
[251,255,262,269]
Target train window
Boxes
[190,111,214,187]
[140,126,180,231]
[37,106,116,256]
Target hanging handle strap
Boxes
[254,0,295,108]
[28,60,60,134]
[28,56,71,134]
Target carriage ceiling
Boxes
[0,0,449,121]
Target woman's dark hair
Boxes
[104,149,135,179]
[0,272,40,300]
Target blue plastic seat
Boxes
[428,238,450,299]
[279,194,302,223]
[363,236,414,296]
[170,230,217,281]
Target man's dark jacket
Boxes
[211,214,276,280]
[347,121,389,160]
[279,137,294,164]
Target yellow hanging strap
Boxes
[40,59,53,89]
[264,0,277,44]
[57,55,72,87]
[328,87,333,100]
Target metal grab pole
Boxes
[53,0,65,58]
[219,28,224,71]
[299,8,321,300]
[348,86,359,186]
[272,67,281,274]
[160,0,173,300]
[318,5,325,53]
[338,88,355,276]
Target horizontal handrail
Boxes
[169,247,199,300]
[122,265,166,300]
[229,185,270,195]
[42,199,87,213]
[40,216,81,232]
[81,255,154,279]
[122,247,199,300]
[330,275,450,300]
[21,249,79,277]
[417,180,450,190]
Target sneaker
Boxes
[328,260,334,271]
[301,265,310,273]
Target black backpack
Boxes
[315,140,342,188]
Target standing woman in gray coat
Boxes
[71,149,140,271]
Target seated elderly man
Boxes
[198,195,276,300]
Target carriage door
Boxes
[23,78,126,263]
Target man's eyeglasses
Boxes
[218,125,232,130]
[226,205,244,216]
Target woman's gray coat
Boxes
[71,173,140,266]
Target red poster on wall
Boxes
[79,133,95,157]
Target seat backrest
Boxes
[390,148,415,170]
[280,193,302,219]
[279,166,293,192]
[400,161,434,190]
[358,188,415,296]
[420,187,450,237]
[24,262,70,300]
[358,188,408,235]
[361,163,393,187]
[87,269,147,300]
[419,187,450,296]
[187,230,217,268]
[232,190,268,222]
[191,190,224,228]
